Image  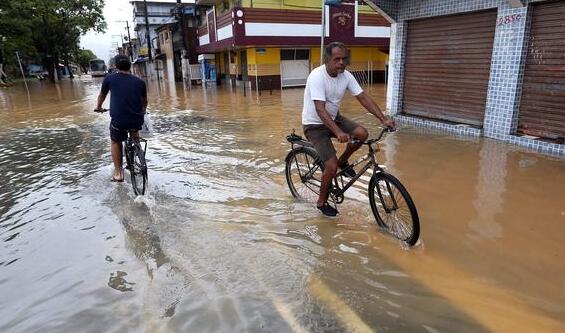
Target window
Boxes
[281,50,294,60]
[295,49,309,60]
[281,49,310,60]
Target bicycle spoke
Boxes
[372,177,414,241]
[129,145,147,195]
[389,214,411,239]
[293,156,304,179]
[286,150,323,203]
[302,181,321,195]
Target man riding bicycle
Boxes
[95,55,147,182]
[302,42,395,217]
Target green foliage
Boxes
[76,49,97,73]
[0,0,106,78]
[0,1,37,64]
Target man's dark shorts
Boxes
[109,122,140,142]
[303,114,360,162]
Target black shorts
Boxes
[109,122,140,142]
[302,114,360,162]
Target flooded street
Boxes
[1,78,564,333]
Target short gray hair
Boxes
[324,41,347,63]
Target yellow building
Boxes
[196,0,390,90]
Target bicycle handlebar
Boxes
[350,127,395,145]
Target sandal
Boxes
[317,202,339,217]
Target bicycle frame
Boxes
[331,144,382,198]
[94,109,147,157]
[124,132,147,169]
[125,134,147,156]
[287,127,391,202]
[286,127,420,245]
[94,108,149,195]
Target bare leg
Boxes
[318,156,338,207]
[337,126,368,166]
[110,140,123,180]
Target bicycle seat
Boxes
[286,133,303,143]
[286,133,313,147]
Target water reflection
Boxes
[470,140,508,240]
[0,80,564,332]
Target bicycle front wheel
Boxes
[368,172,419,246]
[129,143,148,196]
[285,147,324,203]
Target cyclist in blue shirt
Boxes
[95,55,147,182]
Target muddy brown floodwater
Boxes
[0,77,564,333]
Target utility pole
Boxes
[116,20,134,62]
[125,21,133,62]
[320,0,325,66]
[177,0,188,59]
[143,0,152,61]
[176,0,191,87]
[15,51,28,91]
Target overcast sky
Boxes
[80,0,194,63]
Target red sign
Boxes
[330,5,354,38]
[333,11,352,28]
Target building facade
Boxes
[154,5,202,83]
[195,0,391,90]
[131,1,194,60]
[369,0,564,155]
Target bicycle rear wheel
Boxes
[129,142,148,196]
[285,147,324,203]
[368,172,419,246]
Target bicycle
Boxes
[94,108,148,196]
[285,127,420,246]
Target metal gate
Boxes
[518,1,565,141]
[281,49,310,87]
[402,10,497,126]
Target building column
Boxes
[230,50,238,88]
[387,21,407,116]
[483,5,530,139]
[181,50,191,87]
[166,58,175,83]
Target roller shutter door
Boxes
[518,1,565,141]
[402,10,497,126]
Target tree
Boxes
[33,0,107,81]
[77,49,97,74]
[0,0,106,81]
[0,1,38,76]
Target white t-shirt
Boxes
[302,65,364,125]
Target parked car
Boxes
[28,69,48,80]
